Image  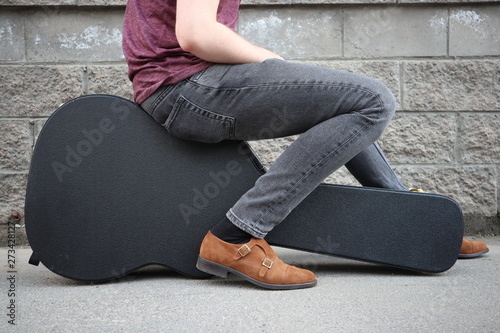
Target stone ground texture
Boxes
[0,237,498,332]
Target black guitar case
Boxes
[25,95,463,282]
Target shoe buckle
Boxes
[238,244,251,257]
[262,257,273,269]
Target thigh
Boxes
[148,59,393,142]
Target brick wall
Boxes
[1,0,499,245]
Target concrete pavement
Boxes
[1,236,499,332]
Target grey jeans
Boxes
[142,59,406,238]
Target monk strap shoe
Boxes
[196,232,317,290]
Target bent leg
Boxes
[143,59,396,238]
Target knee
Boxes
[376,79,396,113]
[382,86,396,119]
[367,78,396,125]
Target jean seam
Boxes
[168,95,236,141]
[165,96,184,129]
[188,67,209,83]
[228,209,266,238]
[188,80,382,99]
[149,85,175,119]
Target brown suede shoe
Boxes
[459,238,489,259]
[196,232,317,290]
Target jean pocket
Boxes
[164,96,235,143]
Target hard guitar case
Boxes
[25,95,463,281]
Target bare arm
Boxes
[176,0,283,63]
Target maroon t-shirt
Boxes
[122,0,241,104]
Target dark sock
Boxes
[210,217,252,244]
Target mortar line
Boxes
[453,112,460,165]
[340,7,345,58]
[399,61,405,111]
[82,66,88,95]
[446,7,451,57]
[22,9,28,62]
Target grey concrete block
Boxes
[450,6,500,56]
[458,113,500,164]
[33,118,47,146]
[324,166,359,186]
[463,214,499,235]
[497,164,500,224]
[248,138,360,186]
[394,165,497,217]
[242,0,293,4]
[1,1,78,5]
[303,60,401,108]
[238,7,342,60]
[345,7,447,58]
[0,173,28,246]
[0,120,31,172]
[379,112,456,164]
[25,7,125,62]
[242,0,397,3]
[248,136,297,169]
[76,0,126,5]
[0,173,27,222]
[291,0,396,3]
[86,65,133,100]
[0,10,24,61]
[0,66,83,117]
[403,60,500,111]
[0,217,28,247]
[0,1,125,7]
[401,0,495,3]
